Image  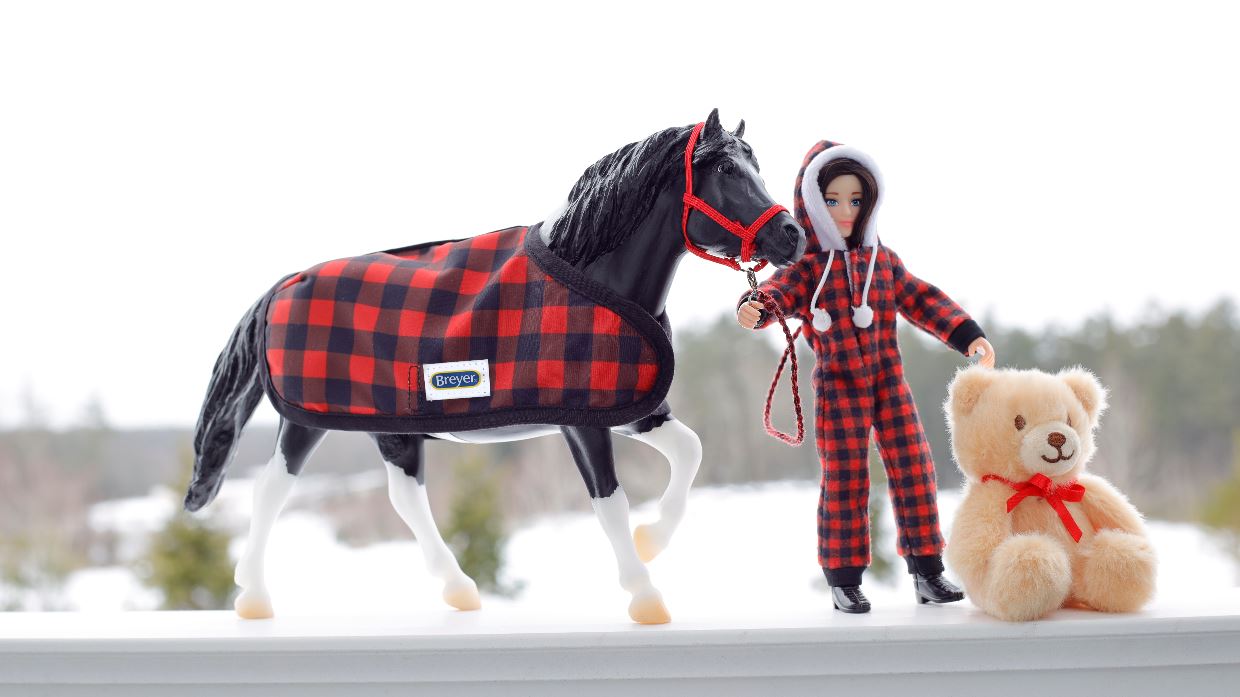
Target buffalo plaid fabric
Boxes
[791,140,836,257]
[262,225,672,433]
[792,245,955,569]
[739,140,983,574]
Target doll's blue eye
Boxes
[825,199,838,207]
[851,199,862,207]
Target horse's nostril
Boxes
[1048,432,1066,448]
[783,223,806,258]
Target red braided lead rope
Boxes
[679,120,802,445]
[748,278,804,446]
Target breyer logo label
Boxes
[422,360,490,401]
[431,370,481,389]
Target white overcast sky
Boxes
[1,0,1237,428]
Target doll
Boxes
[738,141,996,613]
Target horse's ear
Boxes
[733,119,745,139]
[704,108,722,138]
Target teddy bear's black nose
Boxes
[1047,432,1067,448]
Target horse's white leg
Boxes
[233,453,292,618]
[234,421,324,619]
[562,424,669,623]
[593,486,670,624]
[384,461,481,611]
[618,417,702,562]
[232,473,286,615]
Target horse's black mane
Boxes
[547,123,750,266]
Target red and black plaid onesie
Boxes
[745,141,984,586]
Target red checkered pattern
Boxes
[263,226,666,428]
[742,139,974,571]
[815,362,945,568]
[792,140,836,257]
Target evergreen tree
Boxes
[1200,429,1240,563]
[442,454,517,595]
[138,445,235,610]
[140,512,235,610]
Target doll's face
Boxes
[823,174,863,238]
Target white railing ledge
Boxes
[4,590,1240,696]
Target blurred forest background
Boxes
[2,300,1239,610]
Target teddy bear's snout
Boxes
[1043,431,1074,465]
[1019,423,1080,476]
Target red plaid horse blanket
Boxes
[259,224,674,433]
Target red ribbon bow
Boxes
[982,473,1087,542]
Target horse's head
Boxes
[682,109,806,269]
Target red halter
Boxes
[681,122,788,272]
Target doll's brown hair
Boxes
[818,158,877,250]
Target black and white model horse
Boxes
[185,109,805,624]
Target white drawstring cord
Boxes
[810,250,835,331]
[852,243,879,328]
[809,243,880,332]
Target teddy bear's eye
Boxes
[1015,415,1026,430]
[1067,414,1073,427]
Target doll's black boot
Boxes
[907,554,964,604]
[913,574,964,604]
[830,585,871,613]
[824,567,870,613]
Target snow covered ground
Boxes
[58,477,1240,618]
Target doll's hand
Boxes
[737,300,764,330]
[968,337,996,368]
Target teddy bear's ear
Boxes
[947,366,997,418]
[1058,366,1109,424]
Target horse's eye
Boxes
[717,161,735,175]
[1015,415,1026,430]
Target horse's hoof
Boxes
[234,589,274,619]
[443,578,482,611]
[633,524,664,563]
[628,591,671,625]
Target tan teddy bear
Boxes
[944,366,1157,621]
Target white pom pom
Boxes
[853,304,874,328]
[812,308,832,332]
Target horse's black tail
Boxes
[184,296,267,512]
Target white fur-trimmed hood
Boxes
[798,143,884,251]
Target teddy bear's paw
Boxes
[1075,529,1157,613]
[983,534,1072,621]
